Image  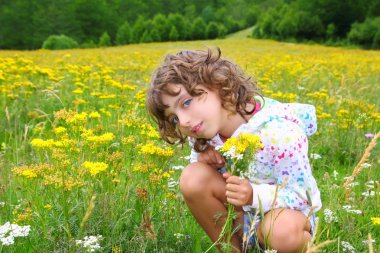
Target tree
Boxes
[74,0,111,43]
[152,14,170,41]
[150,28,161,42]
[116,21,132,45]
[191,17,207,40]
[168,13,189,40]
[169,26,179,41]
[140,30,153,43]
[348,17,380,49]
[131,16,147,43]
[99,32,111,47]
[0,0,34,49]
[207,22,220,39]
[201,5,215,23]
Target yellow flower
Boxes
[371,217,380,225]
[139,142,174,157]
[44,204,52,210]
[53,126,67,135]
[82,161,108,176]
[72,88,83,94]
[89,111,101,118]
[86,132,115,144]
[31,138,54,149]
[220,133,263,155]
[21,169,37,178]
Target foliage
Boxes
[98,32,111,47]
[191,17,207,40]
[206,22,220,39]
[252,0,380,48]
[348,17,380,49]
[0,0,262,49]
[116,21,132,45]
[41,34,79,50]
[169,26,179,41]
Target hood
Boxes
[234,97,317,137]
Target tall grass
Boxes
[0,38,379,252]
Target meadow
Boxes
[0,38,379,252]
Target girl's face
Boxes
[162,84,238,139]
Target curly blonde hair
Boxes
[147,48,262,152]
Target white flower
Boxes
[362,190,375,197]
[172,165,184,170]
[365,180,375,189]
[362,239,375,244]
[342,206,362,214]
[333,170,339,180]
[360,163,371,168]
[264,250,277,253]
[174,233,183,239]
[76,235,103,252]
[310,153,322,159]
[0,236,14,246]
[341,241,355,253]
[0,202,5,207]
[167,178,178,188]
[323,209,338,223]
[0,222,31,246]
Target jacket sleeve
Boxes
[244,120,315,214]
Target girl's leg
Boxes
[257,208,312,253]
[179,162,243,252]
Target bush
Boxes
[348,17,380,49]
[207,22,219,39]
[169,26,179,41]
[42,35,79,50]
[116,22,132,45]
[150,28,161,42]
[99,32,111,47]
[191,17,207,40]
[80,40,97,48]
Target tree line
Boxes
[0,0,256,50]
[0,0,379,50]
[253,0,380,49]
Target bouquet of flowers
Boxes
[207,133,263,252]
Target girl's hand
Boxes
[198,146,225,169]
[223,172,253,206]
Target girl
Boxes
[147,48,321,253]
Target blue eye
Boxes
[171,115,179,126]
[183,99,192,107]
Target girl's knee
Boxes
[259,209,309,251]
[179,162,219,200]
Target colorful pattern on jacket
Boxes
[189,97,322,216]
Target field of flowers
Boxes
[0,38,379,252]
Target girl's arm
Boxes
[244,120,321,215]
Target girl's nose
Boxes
[177,111,191,127]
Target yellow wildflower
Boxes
[86,132,115,144]
[53,126,67,135]
[220,133,263,155]
[371,217,380,225]
[139,142,174,157]
[72,88,83,94]
[82,161,108,176]
[89,111,101,118]
[21,170,37,178]
[31,138,54,149]
[44,204,52,210]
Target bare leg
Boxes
[257,208,312,253]
[179,162,243,252]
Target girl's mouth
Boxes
[191,122,202,134]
